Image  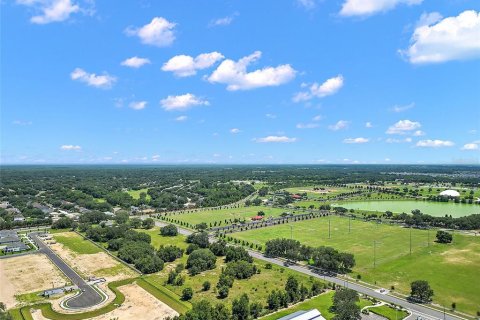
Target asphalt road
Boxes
[149,219,465,320]
[29,232,104,309]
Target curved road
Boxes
[148,219,465,320]
[29,232,104,309]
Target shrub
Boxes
[182,287,193,301]
[202,281,211,291]
[160,224,178,236]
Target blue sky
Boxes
[2,0,479,164]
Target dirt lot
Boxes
[31,282,178,320]
[49,241,137,282]
[0,254,68,308]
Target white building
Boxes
[439,190,460,198]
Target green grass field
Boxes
[367,305,409,320]
[171,206,294,226]
[53,233,102,254]
[230,216,480,315]
[283,186,353,199]
[127,188,151,200]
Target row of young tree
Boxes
[392,210,480,230]
[265,238,355,274]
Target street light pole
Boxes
[290,225,293,240]
[373,240,376,269]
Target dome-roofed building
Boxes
[439,189,460,198]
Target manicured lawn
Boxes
[261,291,336,320]
[53,232,102,254]
[261,290,372,320]
[170,207,294,226]
[368,305,409,320]
[127,188,151,200]
[231,216,480,315]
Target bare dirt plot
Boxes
[31,283,178,320]
[49,241,137,282]
[0,254,68,309]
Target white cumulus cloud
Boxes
[129,101,147,110]
[230,128,241,134]
[207,51,296,91]
[365,122,373,128]
[160,93,209,111]
[125,17,176,47]
[340,0,422,17]
[121,56,151,68]
[328,120,350,131]
[254,136,297,143]
[416,139,454,148]
[18,0,81,24]
[70,68,116,89]
[162,52,224,77]
[343,137,369,144]
[402,10,480,64]
[386,120,421,134]
[461,143,479,150]
[60,144,81,151]
[293,75,344,102]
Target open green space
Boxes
[261,290,372,320]
[334,200,480,218]
[138,227,189,251]
[261,291,336,320]
[171,206,294,226]
[231,216,480,315]
[367,305,409,320]
[53,232,102,254]
[127,188,151,200]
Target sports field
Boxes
[231,216,480,315]
[171,206,292,226]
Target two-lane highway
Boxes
[29,232,104,309]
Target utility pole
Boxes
[328,215,331,239]
[427,228,430,247]
[410,227,412,255]
[290,225,293,240]
[373,240,376,269]
[349,214,351,233]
